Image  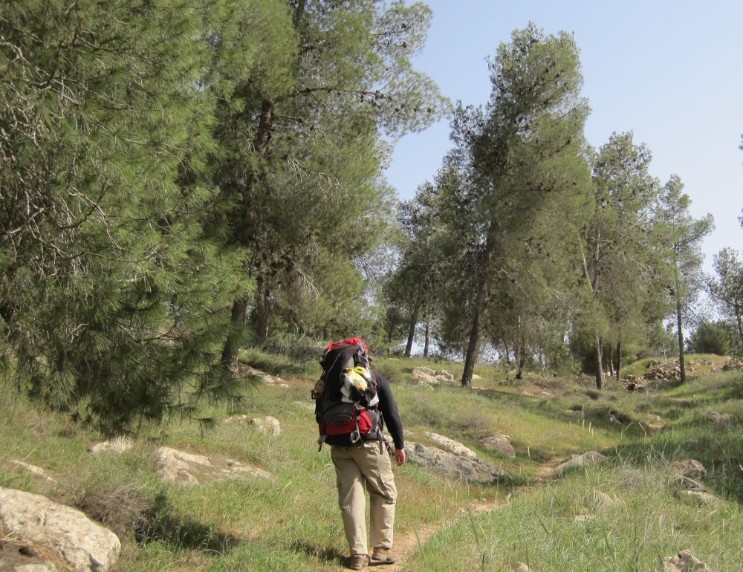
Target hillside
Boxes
[1,353,742,571]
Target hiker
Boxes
[314,339,406,570]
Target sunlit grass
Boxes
[1,354,741,571]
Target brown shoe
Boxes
[371,547,396,564]
[347,553,370,570]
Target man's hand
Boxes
[394,448,406,466]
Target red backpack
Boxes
[312,338,381,449]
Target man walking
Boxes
[316,339,406,570]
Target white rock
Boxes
[9,461,56,484]
[88,437,134,455]
[251,416,281,436]
[425,432,476,458]
[0,487,121,571]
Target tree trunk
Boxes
[734,299,743,349]
[607,343,615,378]
[404,280,423,357]
[423,316,430,357]
[462,275,487,387]
[615,341,622,380]
[516,336,526,380]
[253,274,270,342]
[676,295,686,383]
[221,294,250,372]
[594,335,604,389]
[221,97,275,360]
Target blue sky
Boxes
[385,0,743,273]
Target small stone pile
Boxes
[624,360,690,391]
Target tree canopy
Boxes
[1,3,731,434]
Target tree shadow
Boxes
[135,493,242,554]
[289,540,345,566]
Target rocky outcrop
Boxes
[706,411,733,426]
[251,416,281,436]
[0,487,121,571]
[554,451,607,476]
[225,414,282,435]
[9,461,56,485]
[479,434,516,458]
[670,459,706,482]
[411,367,455,386]
[425,432,476,458]
[88,437,134,455]
[243,366,289,387]
[154,447,271,486]
[669,459,720,505]
[404,442,508,484]
[663,549,709,571]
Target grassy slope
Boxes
[0,352,741,571]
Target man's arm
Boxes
[375,373,405,456]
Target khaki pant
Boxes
[331,441,397,557]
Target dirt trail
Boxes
[334,457,564,571]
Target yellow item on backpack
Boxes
[345,367,370,391]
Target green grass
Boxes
[403,462,743,571]
[1,355,741,571]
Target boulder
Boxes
[676,490,720,506]
[9,461,56,485]
[425,432,476,458]
[404,442,508,484]
[593,490,621,508]
[707,412,733,426]
[411,367,439,386]
[243,366,288,387]
[88,437,134,456]
[251,416,281,436]
[663,549,709,571]
[154,447,271,486]
[670,459,706,481]
[411,367,456,386]
[0,487,121,571]
[555,451,607,476]
[479,434,516,457]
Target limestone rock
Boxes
[404,442,508,484]
[479,434,516,457]
[0,487,121,571]
[555,451,607,476]
[593,490,621,508]
[411,367,439,386]
[244,366,288,387]
[670,459,706,481]
[9,461,56,484]
[88,437,134,456]
[707,411,732,426]
[411,367,456,386]
[663,549,709,571]
[154,447,271,485]
[425,432,476,458]
[676,490,720,506]
[251,416,281,436]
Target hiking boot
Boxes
[346,553,369,570]
[371,547,396,564]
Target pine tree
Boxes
[441,24,591,386]
[212,0,448,369]
[654,175,713,382]
[579,132,662,388]
[1,0,244,433]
